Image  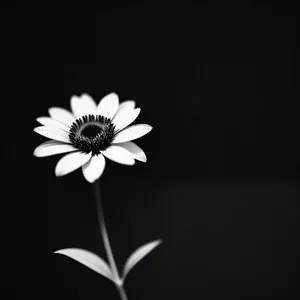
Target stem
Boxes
[93,180,128,300]
[117,285,128,300]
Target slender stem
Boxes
[93,180,128,300]
[93,180,119,278]
[117,285,128,300]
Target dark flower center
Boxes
[81,124,102,138]
[69,114,115,155]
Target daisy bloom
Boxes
[33,93,152,183]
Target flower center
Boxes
[81,124,102,138]
[69,115,115,155]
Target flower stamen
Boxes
[69,114,115,154]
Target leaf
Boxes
[122,239,162,280]
[54,248,115,282]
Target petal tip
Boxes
[81,92,91,97]
[103,92,118,100]
[48,107,57,115]
[84,176,96,184]
[54,249,65,255]
[137,153,147,163]
[33,127,42,134]
[54,167,63,177]
[146,125,153,134]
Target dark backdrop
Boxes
[7,3,299,299]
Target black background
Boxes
[7,3,299,299]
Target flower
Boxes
[33,93,152,183]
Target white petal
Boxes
[33,126,71,143]
[71,94,97,118]
[113,108,141,132]
[117,100,136,113]
[36,117,70,131]
[48,107,76,126]
[97,93,119,119]
[34,140,77,157]
[82,154,106,183]
[55,152,92,177]
[112,124,152,143]
[101,145,135,165]
[34,140,59,152]
[114,142,147,162]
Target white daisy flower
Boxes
[33,93,152,183]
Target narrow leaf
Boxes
[122,239,162,280]
[54,248,114,282]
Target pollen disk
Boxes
[69,114,115,154]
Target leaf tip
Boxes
[154,239,163,246]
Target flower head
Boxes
[34,93,152,183]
